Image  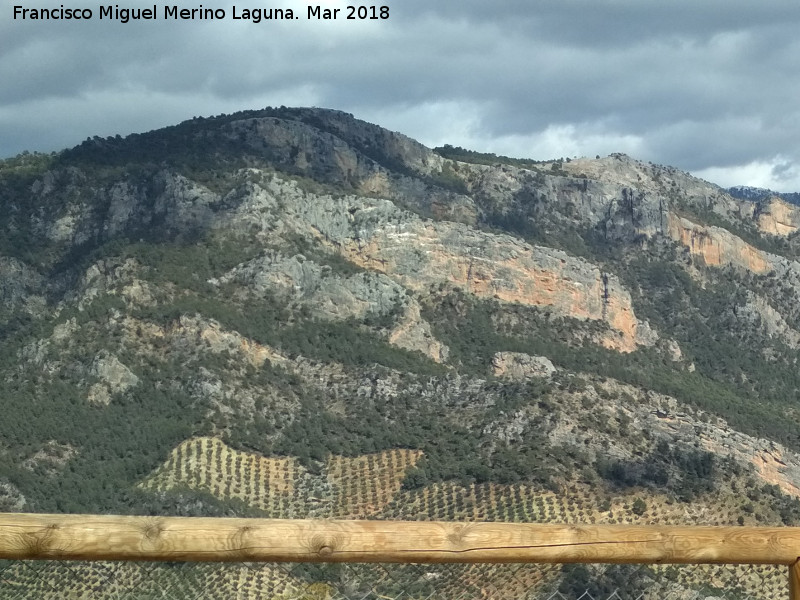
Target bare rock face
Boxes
[71,258,155,309]
[664,339,683,361]
[102,181,150,237]
[644,399,800,498]
[460,153,742,243]
[666,213,771,273]
[541,375,800,499]
[224,113,476,223]
[559,153,751,227]
[334,211,645,352]
[756,196,800,237]
[87,352,139,406]
[227,116,378,188]
[0,480,25,511]
[0,256,45,314]
[217,251,406,321]
[388,300,449,363]
[220,177,649,353]
[463,153,792,284]
[154,172,222,233]
[18,108,800,537]
[737,291,800,349]
[164,315,287,368]
[217,251,449,361]
[662,211,800,311]
[284,108,445,177]
[492,352,556,380]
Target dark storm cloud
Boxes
[2,0,800,188]
[399,0,799,45]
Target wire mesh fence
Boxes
[0,559,787,599]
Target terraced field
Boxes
[385,481,751,526]
[326,448,423,517]
[140,438,424,518]
[0,557,783,599]
[0,560,330,600]
[141,438,787,528]
[121,437,791,599]
[141,437,303,514]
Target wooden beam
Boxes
[1,513,800,565]
[791,561,800,600]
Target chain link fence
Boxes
[0,559,787,599]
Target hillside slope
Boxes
[2,106,800,596]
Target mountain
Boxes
[1,107,800,597]
[728,184,800,206]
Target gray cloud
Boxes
[2,0,800,189]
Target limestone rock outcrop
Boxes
[737,291,800,349]
[666,214,771,273]
[756,196,800,237]
[216,176,651,353]
[87,353,140,406]
[492,352,556,380]
[388,300,449,363]
[0,480,25,511]
[0,256,46,315]
[333,210,645,352]
[216,251,406,321]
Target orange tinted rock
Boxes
[339,221,643,352]
[667,213,770,273]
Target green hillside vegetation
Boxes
[4,108,800,597]
[433,144,548,171]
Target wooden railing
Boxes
[1,513,799,597]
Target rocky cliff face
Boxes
[320,197,645,352]
[0,257,46,316]
[756,196,800,237]
[666,213,771,273]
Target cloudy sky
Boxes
[2,0,800,190]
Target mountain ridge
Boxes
[3,106,800,523]
[6,105,800,597]
[728,184,800,205]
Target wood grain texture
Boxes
[791,561,800,600]
[1,514,800,564]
